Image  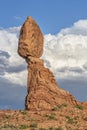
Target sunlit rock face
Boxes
[18,16,43,58]
[18,16,78,111]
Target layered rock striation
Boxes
[18,16,78,111]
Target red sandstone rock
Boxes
[25,56,78,110]
[18,16,43,58]
[18,16,78,111]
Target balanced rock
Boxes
[18,16,43,58]
[18,17,78,111]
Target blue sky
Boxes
[0,0,87,34]
[0,0,87,109]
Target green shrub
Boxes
[74,116,78,120]
[39,128,47,130]
[74,105,84,110]
[19,110,27,115]
[62,103,67,107]
[44,113,57,120]
[49,127,54,130]
[30,123,38,128]
[55,127,63,130]
[20,124,29,129]
[66,116,74,124]
[84,117,87,121]
[29,117,36,122]
[52,103,67,111]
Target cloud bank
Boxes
[0,27,27,86]
[43,25,87,80]
[0,19,87,109]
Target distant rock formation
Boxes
[18,16,78,111]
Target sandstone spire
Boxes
[18,16,78,111]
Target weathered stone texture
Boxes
[18,16,43,58]
[18,16,78,111]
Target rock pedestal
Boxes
[18,16,78,111]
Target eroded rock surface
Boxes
[18,16,43,58]
[18,16,78,111]
[25,56,77,110]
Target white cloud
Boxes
[4,70,27,86]
[74,20,87,29]
[14,16,22,20]
[60,19,87,35]
[0,19,87,88]
[0,26,27,86]
[43,20,87,79]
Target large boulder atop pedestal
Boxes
[18,16,43,58]
[18,16,79,111]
